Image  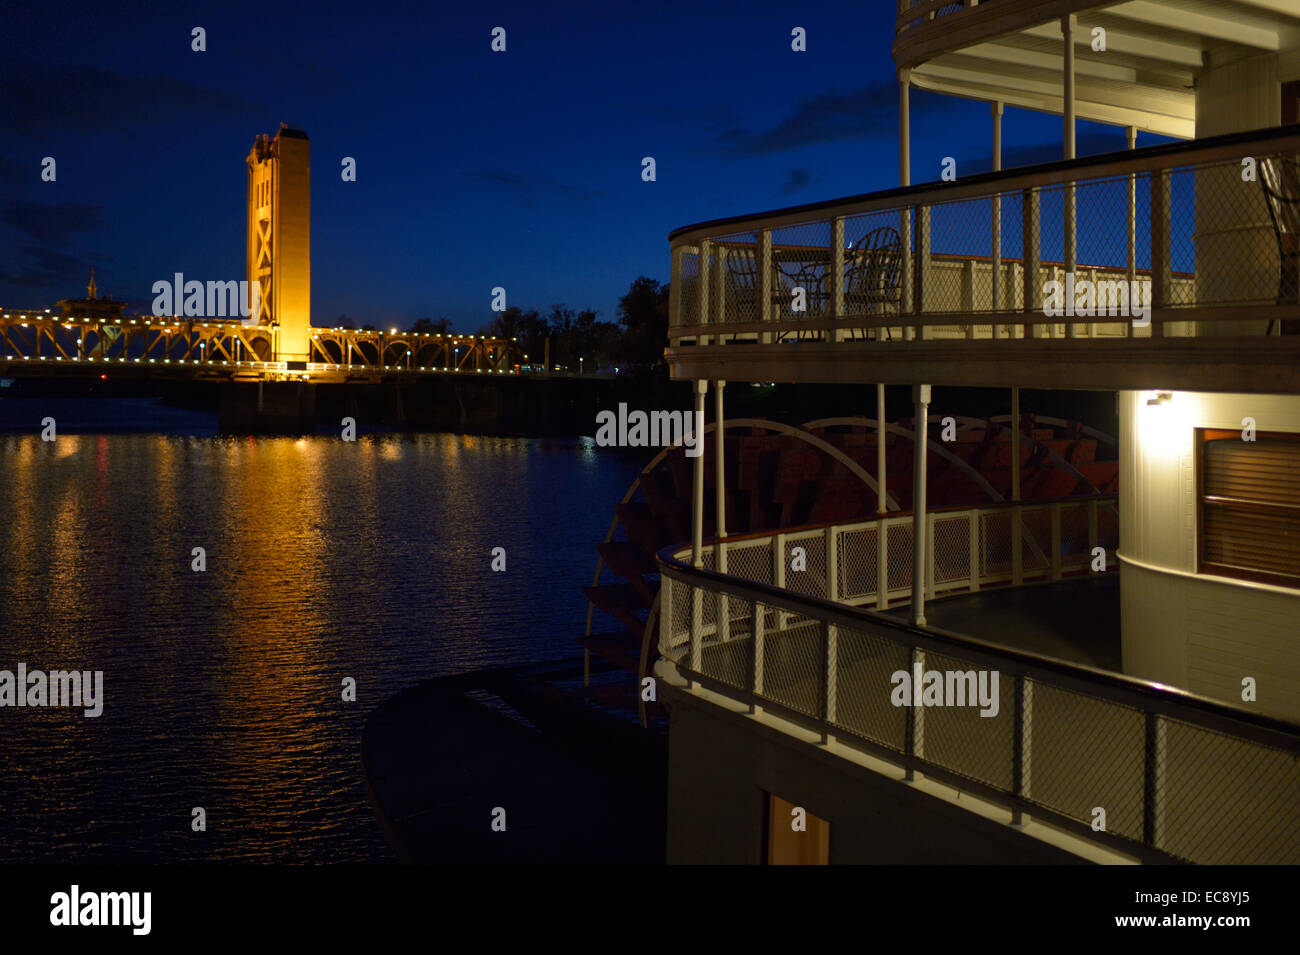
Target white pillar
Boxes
[877,384,887,514]
[1011,386,1021,502]
[1063,14,1078,339]
[1062,15,1076,160]
[1011,386,1023,587]
[992,101,1004,331]
[1127,126,1138,338]
[899,68,911,188]
[715,380,729,643]
[899,68,913,341]
[878,384,890,608]
[714,380,726,544]
[911,384,930,627]
[692,379,707,568]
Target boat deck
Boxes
[887,574,1121,672]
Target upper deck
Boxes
[894,1,1300,140]
[665,124,1300,394]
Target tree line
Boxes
[332,276,668,374]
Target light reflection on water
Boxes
[0,432,641,862]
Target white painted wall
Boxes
[1195,51,1280,336]
[1118,389,1300,721]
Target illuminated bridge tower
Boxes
[247,124,311,363]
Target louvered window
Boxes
[1199,429,1300,587]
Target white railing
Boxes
[669,126,1300,347]
[663,495,1117,652]
[655,493,1300,865]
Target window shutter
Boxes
[1201,436,1300,585]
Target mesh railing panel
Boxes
[1058,501,1092,573]
[838,526,879,602]
[664,574,688,662]
[712,230,760,327]
[830,625,912,750]
[918,650,1015,792]
[698,595,753,692]
[769,221,834,333]
[980,509,1012,578]
[725,540,773,586]
[760,616,824,719]
[1160,717,1300,864]
[886,521,914,593]
[784,532,829,601]
[1025,680,1146,842]
[677,251,699,328]
[1018,507,1051,577]
[931,513,972,589]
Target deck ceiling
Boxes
[896,0,1300,140]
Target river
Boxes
[0,407,644,862]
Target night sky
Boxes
[1,0,1171,332]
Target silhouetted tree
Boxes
[616,276,670,373]
[410,317,452,335]
[482,306,548,363]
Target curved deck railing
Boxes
[668,125,1300,349]
[656,495,1300,865]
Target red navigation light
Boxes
[99,374,107,380]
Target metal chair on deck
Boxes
[843,226,903,341]
[1259,156,1300,334]
[724,246,817,342]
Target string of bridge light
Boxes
[1,313,522,373]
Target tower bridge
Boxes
[0,306,522,383]
[0,124,525,383]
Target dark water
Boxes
[0,421,644,862]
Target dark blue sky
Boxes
[1,0,1169,332]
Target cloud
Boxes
[466,169,607,206]
[779,168,812,195]
[0,201,116,300]
[0,60,255,140]
[0,200,110,245]
[960,132,1138,175]
[0,242,110,292]
[715,82,953,157]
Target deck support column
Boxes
[1063,14,1079,339]
[899,68,913,341]
[714,380,728,642]
[991,101,1003,334]
[1022,187,1042,338]
[691,379,707,569]
[1126,126,1138,338]
[911,384,930,627]
[1012,386,1023,586]
[877,384,889,608]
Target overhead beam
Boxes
[959,39,1139,83]
[1023,18,1205,68]
[924,56,1194,118]
[908,69,1196,139]
[1103,0,1280,50]
[1231,0,1300,18]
